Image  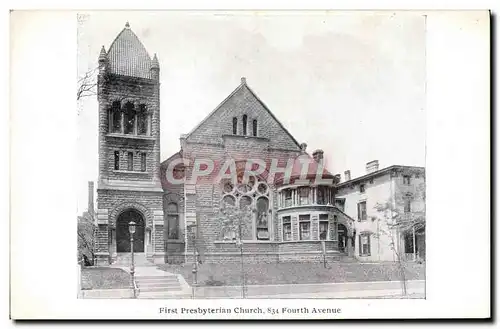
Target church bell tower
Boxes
[94,22,165,265]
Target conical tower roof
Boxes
[107,22,154,79]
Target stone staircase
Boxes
[110,254,191,298]
[136,274,191,299]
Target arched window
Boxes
[166,202,179,239]
[242,115,248,135]
[252,119,258,137]
[124,102,135,135]
[232,117,238,135]
[111,101,122,133]
[256,197,270,240]
[219,176,270,241]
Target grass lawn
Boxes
[158,262,425,287]
[81,267,132,290]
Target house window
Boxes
[137,105,148,135]
[166,203,179,240]
[360,184,366,193]
[114,151,120,170]
[403,175,411,185]
[282,216,291,241]
[299,215,311,240]
[232,117,238,135]
[358,201,367,221]
[127,152,133,171]
[256,197,270,240]
[404,197,411,213]
[252,119,258,137]
[317,186,326,205]
[359,233,371,256]
[299,187,310,205]
[284,189,292,207]
[242,115,248,135]
[319,214,329,240]
[124,102,135,135]
[140,153,147,172]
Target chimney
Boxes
[312,149,324,164]
[344,170,351,181]
[88,181,94,216]
[366,160,379,174]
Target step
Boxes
[135,275,178,281]
[138,286,184,293]
[136,279,179,285]
[137,281,180,287]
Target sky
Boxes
[77,11,426,214]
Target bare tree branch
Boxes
[77,67,98,101]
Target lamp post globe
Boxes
[128,221,136,234]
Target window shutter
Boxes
[357,203,361,221]
[367,234,371,256]
[358,235,362,256]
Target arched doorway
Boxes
[116,209,145,253]
[337,223,348,253]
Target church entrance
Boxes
[116,209,145,253]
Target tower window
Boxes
[111,101,122,134]
[124,102,135,135]
[127,152,133,171]
[232,117,238,135]
[242,115,247,135]
[137,105,147,135]
[114,151,120,170]
[141,153,147,172]
[252,119,258,137]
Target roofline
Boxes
[184,81,302,150]
[108,27,153,62]
[336,165,425,188]
[333,206,355,222]
[185,83,244,138]
[245,84,302,150]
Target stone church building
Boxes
[93,23,358,266]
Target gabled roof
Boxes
[106,23,153,79]
[185,79,302,149]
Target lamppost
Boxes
[188,224,198,299]
[128,221,136,299]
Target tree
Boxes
[216,202,254,298]
[372,182,426,296]
[77,211,97,266]
[77,67,98,101]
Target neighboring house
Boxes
[336,161,426,262]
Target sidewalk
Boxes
[192,280,425,299]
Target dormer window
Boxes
[252,119,258,137]
[242,115,248,135]
[232,117,238,135]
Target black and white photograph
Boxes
[76,11,426,300]
[8,7,490,321]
